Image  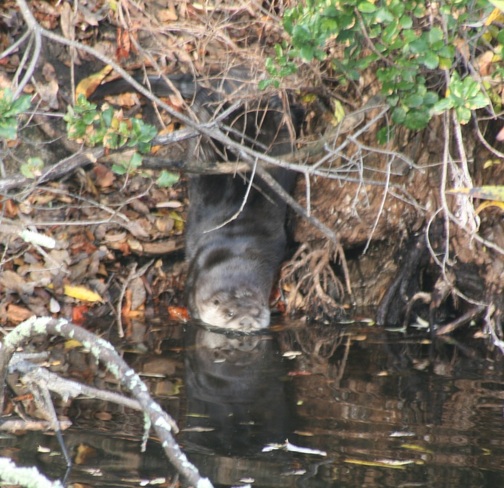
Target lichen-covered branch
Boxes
[0,316,214,488]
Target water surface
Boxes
[3,319,504,487]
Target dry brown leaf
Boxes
[0,270,34,295]
[475,50,494,77]
[2,199,18,218]
[77,4,101,27]
[454,37,470,64]
[116,28,132,61]
[92,164,116,188]
[129,276,146,311]
[6,303,34,324]
[104,231,128,243]
[124,220,150,238]
[59,2,73,41]
[155,216,175,233]
[127,238,143,253]
[74,444,98,465]
[158,8,178,22]
[75,65,114,100]
[47,250,71,268]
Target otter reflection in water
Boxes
[184,324,292,456]
[184,72,301,330]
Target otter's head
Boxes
[194,287,270,330]
[187,248,274,331]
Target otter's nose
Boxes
[239,315,255,328]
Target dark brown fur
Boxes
[93,69,301,329]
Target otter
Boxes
[185,165,296,330]
[92,69,301,330]
[183,72,301,330]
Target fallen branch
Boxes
[0,147,104,194]
[0,458,63,488]
[0,316,214,488]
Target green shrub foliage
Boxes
[264,0,499,130]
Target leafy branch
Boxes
[266,0,497,130]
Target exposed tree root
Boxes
[282,241,346,320]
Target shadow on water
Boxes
[3,318,504,487]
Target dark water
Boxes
[3,319,504,487]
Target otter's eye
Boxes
[227,310,234,318]
[213,299,220,306]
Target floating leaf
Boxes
[401,443,434,454]
[262,441,327,456]
[344,458,411,469]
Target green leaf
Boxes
[467,92,490,110]
[389,1,405,17]
[404,93,424,108]
[423,91,439,107]
[357,1,377,13]
[20,157,44,179]
[391,106,406,124]
[137,141,152,154]
[337,12,357,30]
[404,109,430,130]
[258,78,280,90]
[0,90,32,140]
[382,21,400,44]
[402,29,417,43]
[456,106,472,124]
[0,123,17,140]
[413,4,426,17]
[427,27,444,45]
[157,170,180,188]
[438,57,453,70]
[129,152,143,169]
[300,44,316,61]
[437,45,455,59]
[431,98,453,114]
[420,51,439,69]
[377,126,394,145]
[9,94,32,116]
[398,15,413,29]
[292,24,312,44]
[375,7,394,22]
[102,106,114,127]
[279,62,297,76]
[112,164,127,175]
[408,38,428,54]
[104,132,119,149]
